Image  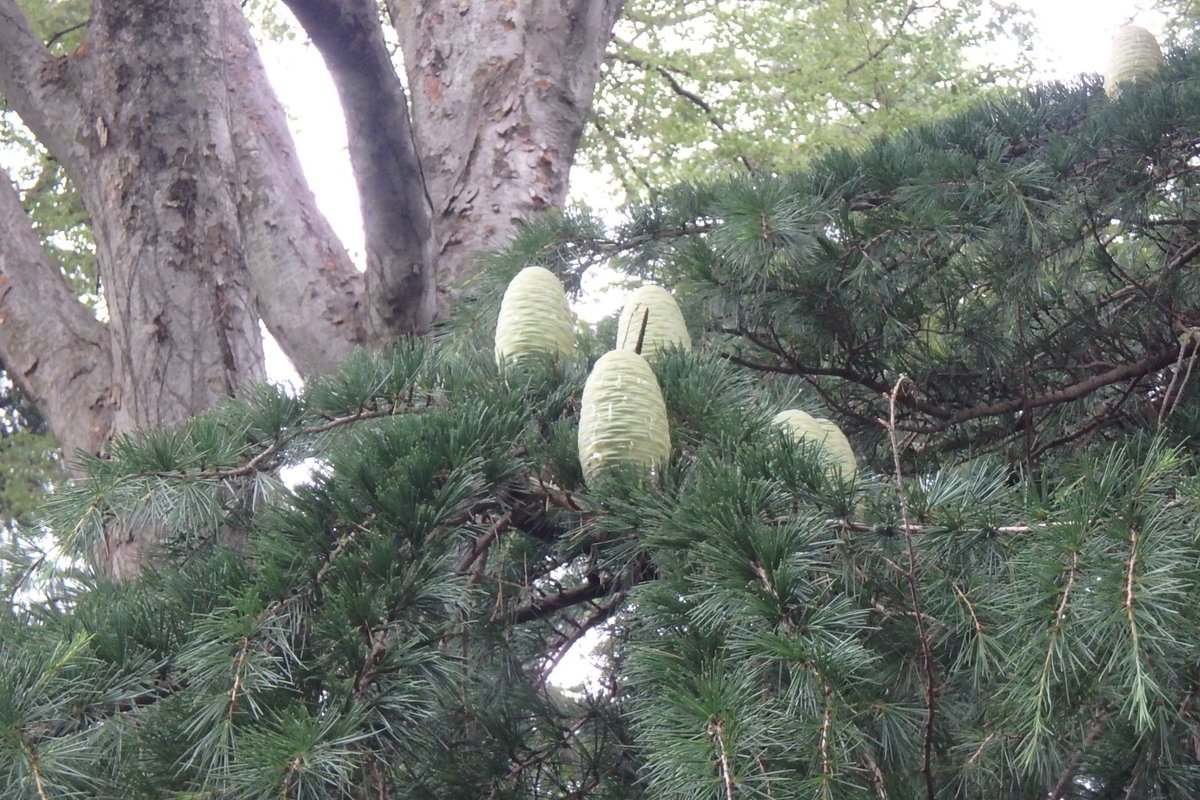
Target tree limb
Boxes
[511,573,617,624]
[0,0,85,168]
[217,1,371,375]
[0,172,113,459]
[282,0,437,336]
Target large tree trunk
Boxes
[78,1,269,434]
[0,0,622,577]
[389,0,623,312]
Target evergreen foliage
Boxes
[7,47,1200,800]
[491,49,1200,471]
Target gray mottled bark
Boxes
[76,0,268,434]
[389,0,624,312]
[71,1,274,578]
[0,175,114,459]
[282,0,437,336]
[219,2,372,373]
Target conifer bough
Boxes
[1105,25,1163,97]
[773,409,857,478]
[578,350,671,484]
[616,284,690,362]
[494,266,576,367]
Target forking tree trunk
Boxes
[388,0,621,313]
[0,0,623,577]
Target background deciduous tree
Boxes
[586,0,1036,200]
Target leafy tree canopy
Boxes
[586,0,1037,201]
[3,47,1200,799]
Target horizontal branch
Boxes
[725,323,1182,437]
[130,396,436,483]
[511,573,617,624]
[919,345,1180,433]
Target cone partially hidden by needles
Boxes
[772,409,857,479]
[494,267,575,367]
[578,350,671,484]
[616,285,690,362]
[1105,25,1163,97]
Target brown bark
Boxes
[389,0,624,312]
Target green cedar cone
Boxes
[494,266,576,367]
[578,350,671,484]
[615,285,690,363]
[773,408,858,479]
[1105,25,1163,97]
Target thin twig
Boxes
[227,637,251,723]
[45,19,89,49]
[539,595,623,683]
[949,581,983,636]
[819,680,834,790]
[457,513,512,574]
[510,573,616,624]
[827,517,1058,535]
[1031,550,1080,743]
[965,732,996,767]
[1160,330,1200,424]
[6,549,47,607]
[22,741,49,800]
[1049,711,1109,800]
[108,399,429,492]
[612,51,756,174]
[882,374,937,800]
[709,717,737,800]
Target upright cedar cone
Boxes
[494,267,575,367]
[578,350,671,484]
[773,409,857,479]
[1105,25,1163,97]
[616,285,690,362]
